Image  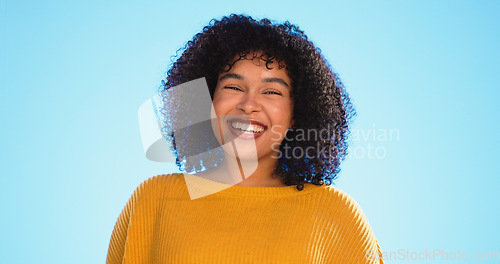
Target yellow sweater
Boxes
[107,173,384,263]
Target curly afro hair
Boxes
[159,14,355,190]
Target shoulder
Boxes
[136,173,186,191]
[313,185,383,262]
[318,185,373,227]
[311,184,365,215]
[128,173,188,205]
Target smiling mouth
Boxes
[227,119,268,135]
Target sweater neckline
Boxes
[181,173,325,198]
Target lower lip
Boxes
[227,122,266,140]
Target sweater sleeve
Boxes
[344,198,384,264]
[326,187,384,264]
[106,180,145,264]
[365,239,384,264]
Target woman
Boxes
[107,14,383,263]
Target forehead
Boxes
[218,58,291,89]
[222,51,288,73]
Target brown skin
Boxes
[199,52,294,187]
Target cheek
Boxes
[212,88,234,109]
[210,101,226,145]
[211,93,226,115]
[272,103,294,123]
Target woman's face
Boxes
[211,53,294,163]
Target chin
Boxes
[221,138,258,161]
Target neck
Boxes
[197,154,287,187]
[234,155,286,187]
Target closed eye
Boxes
[264,91,282,96]
[224,86,243,91]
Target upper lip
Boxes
[227,118,268,130]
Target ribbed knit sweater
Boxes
[106,173,383,263]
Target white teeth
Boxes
[229,121,265,133]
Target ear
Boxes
[289,119,296,129]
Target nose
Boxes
[237,92,261,114]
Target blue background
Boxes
[1,0,499,263]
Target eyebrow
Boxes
[219,73,290,88]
